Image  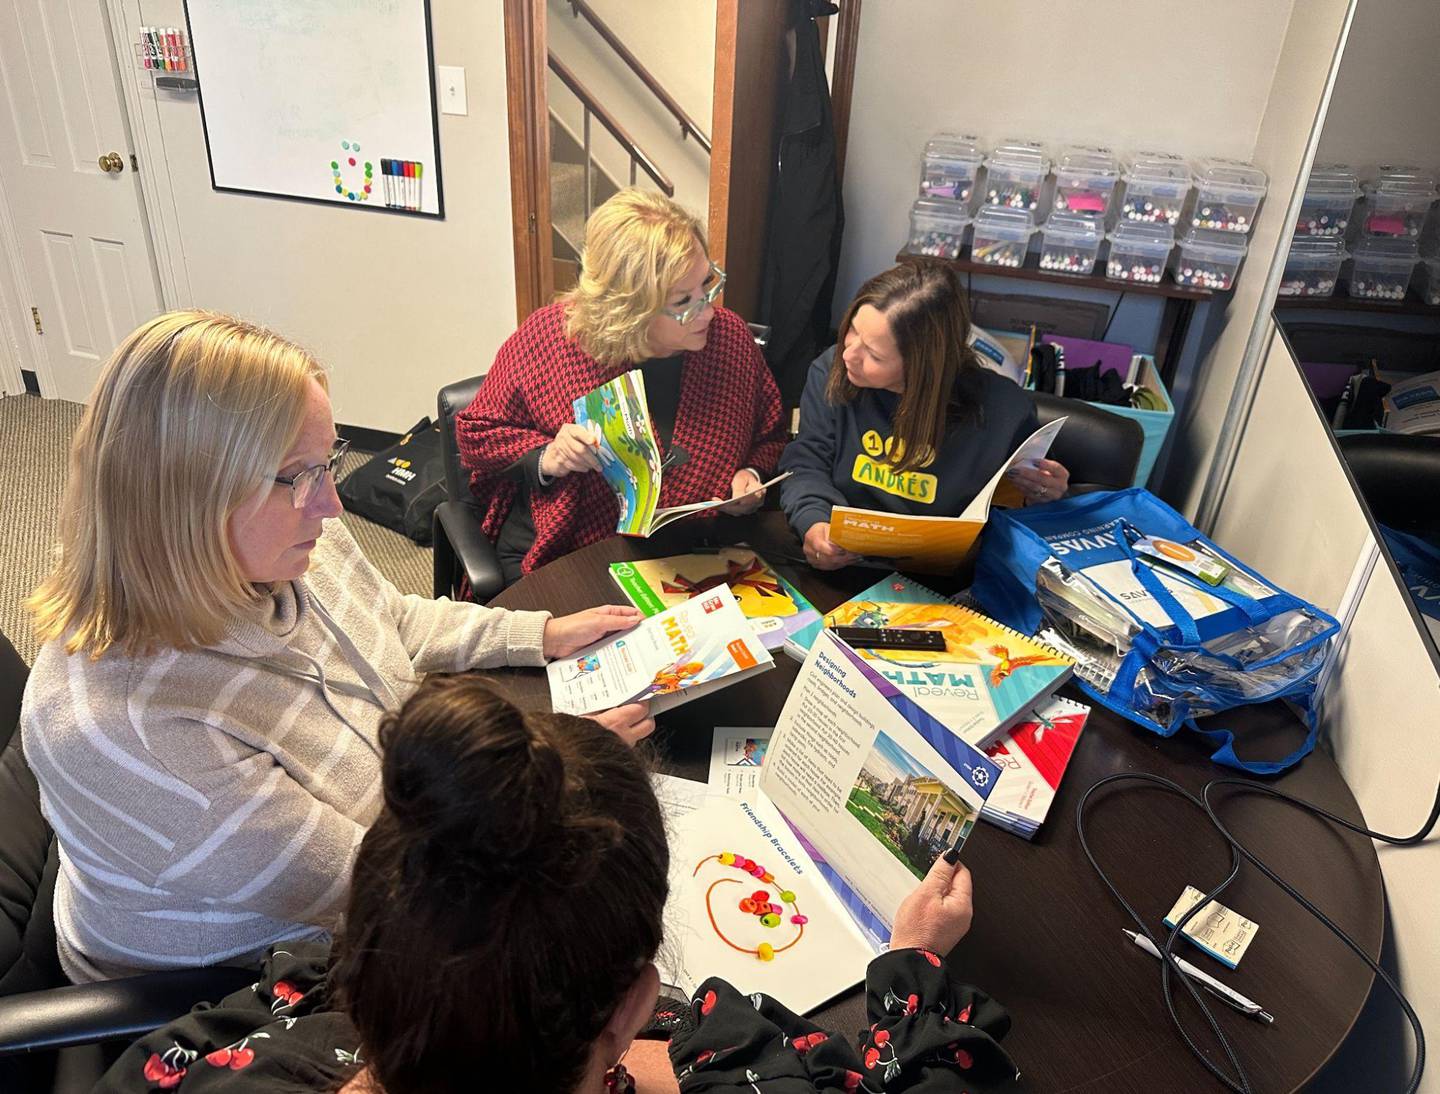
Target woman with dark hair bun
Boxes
[98,675,1017,1093]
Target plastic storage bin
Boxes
[1173,229,1246,291]
[1296,165,1360,237]
[1278,238,1346,297]
[982,140,1049,212]
[1190,158,1268,233]
[1053,145,1120,218]
[1105,222,1173,284]
[905,197,970,258]
[970,206,1036,267]
[1421,255,1440,306]
[1118,152,1190,226]
[920,133,984,205]
[1039,212,1102,275]
[1349,237,1418,302]
[1362,167,1436,239]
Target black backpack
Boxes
[337,419,446,545]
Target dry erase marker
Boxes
[139,27,151,69]
[415,162,423,211]
[380,158,390,206]
[1122,930,1274,1024]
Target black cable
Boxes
[1100,291,1127,342]
[1076,767,1438,1092]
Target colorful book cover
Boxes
[980,696,1090,839]
[658,794,877,1014]
[547,584,773,716]
[572,370,662,537]
[609,550,822,653]
[820,573,1073,751]
[829,418,1065,572]
[760,629,1001,946]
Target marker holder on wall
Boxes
[133,26,198,91]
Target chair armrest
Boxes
[0,965,258,1055]
[434,500,506,603]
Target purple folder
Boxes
[1041,334,1134,378]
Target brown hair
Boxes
[332,675,668,1093]
[827,262,984,474]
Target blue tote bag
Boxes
[972,489,1339,774]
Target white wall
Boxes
[1314,0,1440,169]
[835,0,1298,312]
[546,0,713,220]
[124,0,517,432]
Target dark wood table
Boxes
[480,513,1383,1093]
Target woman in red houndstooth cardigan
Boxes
[457,189,787,583]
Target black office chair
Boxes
[432,375,506,603]
[1337,432,1440,543]
[1030,390,1145,494]
[0,632,256,1080]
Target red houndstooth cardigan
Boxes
[456,302,786,575]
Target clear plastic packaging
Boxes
[906,197,971,259]
[1420,255,1440,306]
[1039,212,1102,275]
[1362,166,1436,239]
[970,205,1035,267]
[982,140,1049,212]
[1349,237,1418,301]
[1052,145,1120,218]
[1105,222,1173,284]
[1190,158,1268,233]
[920,134,984,204]
[1296,165,1360,237]
[1119,151,1191,226]
[1173,229,1247,291]
[1278,238,1346,298]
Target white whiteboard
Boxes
[185,0,443,217]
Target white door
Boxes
[0,0,163,402]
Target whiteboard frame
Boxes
[182,0,446,219]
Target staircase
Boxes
[549,117,620,284]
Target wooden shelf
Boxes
[1274,282,1440,317]
[895,249,1217,302]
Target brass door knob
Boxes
[98,152,124,173]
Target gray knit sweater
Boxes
[21,519,550,982]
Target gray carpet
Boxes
[0,393,432,665]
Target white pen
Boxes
[1123,930,1274,1025]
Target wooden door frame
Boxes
[503,0,552,324]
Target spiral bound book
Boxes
[818,573,1074,751]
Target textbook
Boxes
[657,792,877,1014]
[573,371,787,536]
[609,550,822,653]
[759,628,1002,949]
[547,584,773,716]
[792,573,1072,751]
[979,696,1090,840]
[828,417,1066,572]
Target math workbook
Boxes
[659,793,876,1014]
[546,584,773,716]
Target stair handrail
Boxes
[565,0,712,154]
[548,52,675,200]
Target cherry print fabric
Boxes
[670,949,1017,1092]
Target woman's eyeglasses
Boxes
[273,438,350,509]
[661,263,726,325]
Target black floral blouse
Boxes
[97,945,1016,1092]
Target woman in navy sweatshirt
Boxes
[779,262,1070,569]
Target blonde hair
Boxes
[28,310,328,658]
[562,188,708,367]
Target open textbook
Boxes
[547,584,772,716]
[760,629,1001,949]
[610,549,822,653]
[573,370,788,536]
[658,793,877,1014]
[829,417,1066,572]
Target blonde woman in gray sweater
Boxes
[21,311,653,983]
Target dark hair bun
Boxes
[378,676,625,891]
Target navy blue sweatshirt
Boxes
[779,347,1039,538]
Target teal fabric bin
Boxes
[1027,354,1174,487]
